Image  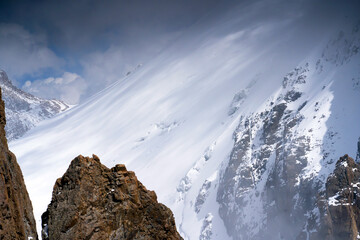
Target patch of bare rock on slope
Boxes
[41,155,183,240]
[316,155,360,240]
[0,88,38,240]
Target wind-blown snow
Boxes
[9,2,360,238]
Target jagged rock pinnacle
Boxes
[42,155,182,240]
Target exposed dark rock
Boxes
[297,101,307,112]
[284,90,302,102]
[42,155,182,240]
[314,155,360,240]
[199,213,213,240]
[218,98,312,239]
[321,23,360,66]
[217,64,315,240]
[228,90,247,116]
[195,180,212,213]
[282,64,309,88]
[0,87,38,239]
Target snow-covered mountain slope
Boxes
[0,70,69,141]
[10,2,360,239]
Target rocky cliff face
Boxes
[217,64,320,240]
[217,23,360,239]
[0,70,69,141]
[0,88,38,239]
[315,155,360,240]
[42,155,182,240]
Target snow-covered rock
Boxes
[9,2,360,239]
[0,70,69,141]
[217,22,360,239]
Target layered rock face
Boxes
[42,155,182,240]
[0,88,38,239]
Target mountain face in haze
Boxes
[9,3,360,240]
[216,25,360,239]
[42,155,182,240]
[0,87,38,239]
[0,70,69,141]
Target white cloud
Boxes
[0,23,63,80]
[80,46,135,96]
[79,30,181,98]
[23,72,87,105]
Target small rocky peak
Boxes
[279,64,309,105]
[42,155,182,240]
[112,163,128,172]
[282,63,309,89]
[321,155,360,240]
[326,154,360,200]
[0,70,13,87]
[333,154,359,177]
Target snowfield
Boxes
[10,2,360,239]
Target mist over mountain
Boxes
[1,0,360,239]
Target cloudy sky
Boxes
[0,0,359,104]
[0,0,232,104]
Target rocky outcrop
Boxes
[42,155,182,240]
[0,70,69,141]
[316,155,360,240]
[217,61,360,240]
[215,24,360,240]
[217,64,314,240]
[0,88,38,239]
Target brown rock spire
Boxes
[42,155,182,240]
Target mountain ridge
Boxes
[0,70,69,141]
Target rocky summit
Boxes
[0,88,38,240]
[41,155,182,240]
